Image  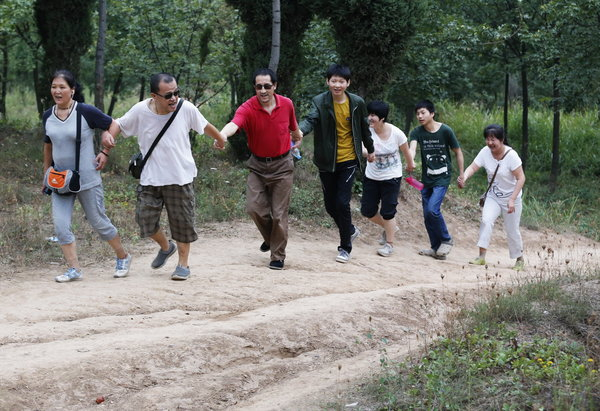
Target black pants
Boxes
[319,160,358,253]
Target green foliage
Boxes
[371,272,600,410]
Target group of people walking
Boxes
[42,65,526,283]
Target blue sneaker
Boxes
[151,240,177,269]
[171,265,190,281]
[55,267,82,283]
[351,226,361,243]
[114,254,132,278]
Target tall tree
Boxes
[94,0,108,112]
[268,0,281,73]
[34,0,94,110]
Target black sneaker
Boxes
[260,242,270,252]
[269,260,284,270]
[151,240,177,269]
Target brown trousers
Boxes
[246,153,294,261]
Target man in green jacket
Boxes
[300,64,375,263]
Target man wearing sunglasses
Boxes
[220,68,302,271]
[102,72,226,281]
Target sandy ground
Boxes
[1,191,598,410]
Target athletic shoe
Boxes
[151,240,177,269]
[418,248,436,257]
[260,242,270,252]
[114,254,132,278]
[378,226,400,245]
[469,257,486,265]
[171,265,190,281]
[55,267,82,283]
[513,259,525,271]
[336,249,351,263]
[377,243,394,257]
[269,260,284,270]
[436,240,454,256]
[351,226,361,243]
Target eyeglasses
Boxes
[254,83,273,90]
[154,89,180,100]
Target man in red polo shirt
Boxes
[220,68,302,270]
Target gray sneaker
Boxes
[171,265,190,281]
[151,240,177,269]
[378,226,400,245]
[336,249,351,263]
[436,240,454,256]
[351,226,361,242]
[114,254,132,278]
[55,267,82,283]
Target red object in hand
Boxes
[405,175,424,191]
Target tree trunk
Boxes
[549,77,560,192]
[139,77,145,102]
[520,63,529,170]
[268,0,281,73]
[107,71,123,117]
[0,36,8,120]
[94,0,107,112]
[503,71,509,139]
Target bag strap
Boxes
[140,98,184,169]
[483,148,512,198]
[75,104,82,173]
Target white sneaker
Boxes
[377,243,394,257]
[55,267,82,283]
[336,249,351,263]
[114,254,132,278]
[351,226,361,243]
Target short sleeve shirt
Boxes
[365,124,407,181]
[43,102,112,191]
[117,98,208,186]
[409,123,460,187]
[231,94,298,158]
[474,146,523,201]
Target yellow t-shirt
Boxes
[334,99,356,163]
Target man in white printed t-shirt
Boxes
[103,73,226,281]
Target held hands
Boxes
[213,133,227,150]
[101,131,116,149]
[457,174,466,189]
[366,152,375,163]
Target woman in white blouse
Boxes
[458,124,526,270]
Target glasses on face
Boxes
[154,89,180,100]
[254,83,273,90]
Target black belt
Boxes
[253,150,290,162]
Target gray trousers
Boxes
[52,184,118,245]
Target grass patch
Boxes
[362,266,600,410]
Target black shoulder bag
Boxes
[128,98,184,179]
[479,148,512,207]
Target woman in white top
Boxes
[458,124,526,270]
[360,101,415,257]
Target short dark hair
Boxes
[52,69,85,103]
[252,68,277,84]
[367,100,389,121]
[150,73,176,93]
[326,64,351,81]
[414,99,435,114]
[483,124,509,145]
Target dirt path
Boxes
[1,203,598,410]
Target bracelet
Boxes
[100,151,109,157]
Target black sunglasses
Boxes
[154,89,180,100]
[254,83,273,90]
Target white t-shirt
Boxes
[117,98,208,186]
[365,124,407,181]
[474,146,523,201]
